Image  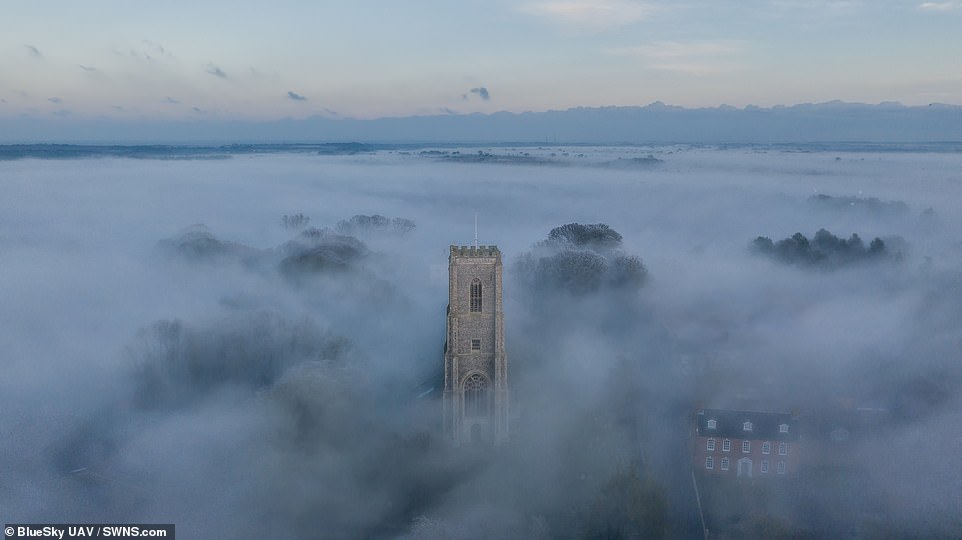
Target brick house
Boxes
[693,408,800,479]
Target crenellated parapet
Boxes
[450,245,501,258]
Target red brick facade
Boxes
[693,409,800,479]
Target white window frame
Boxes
[779,423,789,434]
[779,442,788,456]
[722,439,731,452]
[707,419,717,429]
[707,438,715,451]
[761,459,769,473]
[762,441,771,455]
[743,421,753,432]
[742,440,751,453]
[777,461,786,474]
[705,456,714,470]
[720,457,730,471]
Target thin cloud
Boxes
[610,40,743,58]
[78,65,97,72]
[192,106,207,114]
[770,0,862,9]
[24,44,42,58]
[606,40,746,74]
[206,63,227,79]
[47,97,62,104]
[287,91,308,102]
[520,1,654,28]
[763,1,864,22]
[919,1,962,10]
[163,97,180,105]
[645,63,735,75]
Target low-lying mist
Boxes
[2,147,961,538]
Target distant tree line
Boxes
[807,194,909,218]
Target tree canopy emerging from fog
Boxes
[157,224,260,263]
[128,311,356,409]
[279,227,370,275]
[281,213,311,230]
[545,223,623,250]
[335,214,416,236]
[582,465,668,540]
[159,223,379,280]
[516,223,647,297]
[752,228,890,268]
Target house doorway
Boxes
[737,457,753,478]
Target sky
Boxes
[2,0,961,122]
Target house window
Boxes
[762,441,771,454]
[470,278,482,312]
[777,461,786,474]
[463,374,488,417]
[471,339,481,352]
[722,439,731,452]
[707,419,717,429]
[831,428,850,442]
[705,456,714,470]
[779,442,788,456]
[779,423,789,434]
[761,460,769,473]
[743,421,753,432]
[742,440,751,453]
[720,457,730,471]
[707,438,715,451]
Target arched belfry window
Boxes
[464,374,488,417]
[470,278,482,312]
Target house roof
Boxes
[696,408,799,441]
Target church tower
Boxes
[443,245,509,446]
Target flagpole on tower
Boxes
[474,213,479,248]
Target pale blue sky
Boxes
[2,1,960,121]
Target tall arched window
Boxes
[464,374,488,417]
[470,278,482,312]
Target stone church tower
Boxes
[443,245,509,446]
